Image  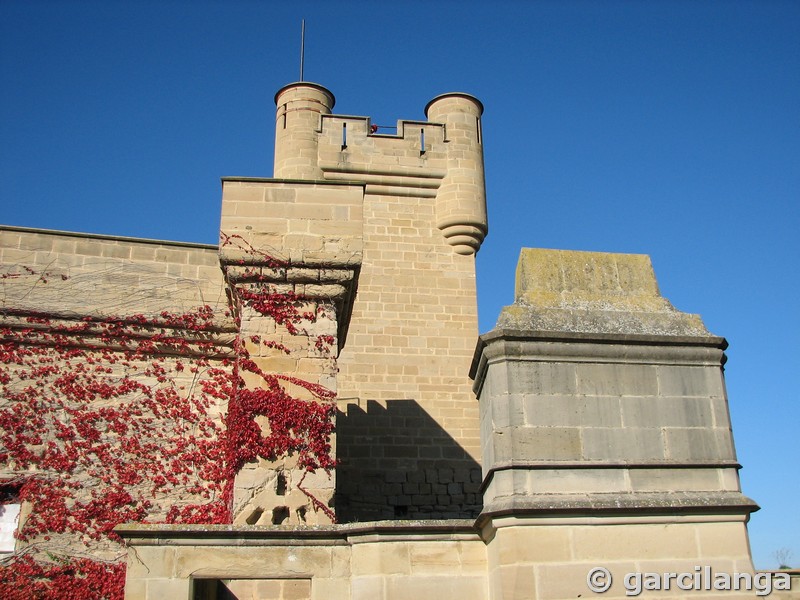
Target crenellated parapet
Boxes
[272,82,488,255]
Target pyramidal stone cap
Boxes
[495,248,713,337]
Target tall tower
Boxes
[222,81,490,522]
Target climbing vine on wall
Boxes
[221,232,338,520]
[0,254,337,599]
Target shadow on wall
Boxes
[193,578,311,600]
[335,399,482,522]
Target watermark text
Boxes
[586,566,792,596]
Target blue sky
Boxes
[1,0,798,569]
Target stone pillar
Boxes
[225,274,344,526]
[425,93,488,255]
[273,82,334,180]
[471,248,759,599]
[219,177,363,525]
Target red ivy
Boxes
[0,259,338,597]
[0,555,125,600]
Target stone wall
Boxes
[0,226,227,319]
[119,522,486,600]
[0,226,235,564]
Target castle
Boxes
[0,82,794,599]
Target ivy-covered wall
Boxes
[0,227,343,598]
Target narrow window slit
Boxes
[276,471,287,496]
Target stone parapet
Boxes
[0,226,229,323]
[270,83,487,255]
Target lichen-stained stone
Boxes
[499,247,711,336]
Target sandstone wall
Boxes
[0,226,227,319]
[0,226,235,565]
[334,186,483,520]
[119,522,487,600]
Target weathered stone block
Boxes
[509,426,582,461]
[351,542,411,576]
[573,523,700,561]
[506,361,578,395]
[664,427,736,461]
[575,363,658,397]
[581,426,666,461]
[524,395,621,427]
[529,468,627,494]
[624,395,715,428]
[657,364,724,397]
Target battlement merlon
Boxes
[273,82,488,255]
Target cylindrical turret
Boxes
[273,82,335,179]
[425,93,488,255]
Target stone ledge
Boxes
[116,519,480,546]
[478,460,743,493]
[0,224,217,249]
[477,491,759,526]
[470,330,727,394]
[220,177,365,188]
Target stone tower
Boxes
[220,81,490,523]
